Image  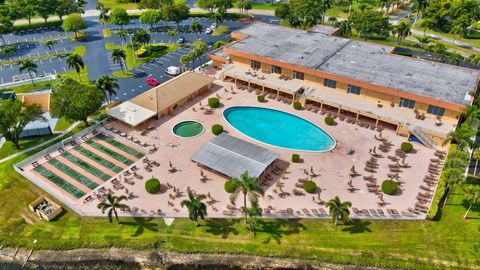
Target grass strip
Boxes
[48,159,98,189]
[33,165,85,199]
[62,152,111,181]
[74,145,123,173]
[84,140,133,165]
[96,133,144,158]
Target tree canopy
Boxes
[140,9,161,28]
[274,0,325,29]
[350,9,391,39]
[110,8,130,30]
[61,13,85,38]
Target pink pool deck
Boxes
[27,79,444,219]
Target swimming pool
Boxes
[172,121,205,138]
[223,106,336,152]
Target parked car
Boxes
[176,37,186,44]
[210,23,217,29]
[205,28,212,34]
[165,66,182,77]
[146,77,160,86]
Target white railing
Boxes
[0,74,56,89]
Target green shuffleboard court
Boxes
[96,133,145,158]
[61,152,111,181]
[74,145,123,173]
[48,159,99,190]
[84,140,134,166]
[34,166,86,199]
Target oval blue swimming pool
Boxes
[223,106,336,152]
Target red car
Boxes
[146,77,160,86]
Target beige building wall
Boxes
[21,93,51,112]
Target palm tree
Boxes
[96,2,110,31]
[43,40,58,53]
[180,191,208,226]
[229,171,264,223]
[167,29,177,43]
[412,0,428,26]
[96,75,119,104]
[97,193,130,224]
[18,59,38,86]
[463,185,480,219]
[394,20,411,42]
[443,124,476,150]
[132,29,151,45]
[111,48,127,74]
[376,0,391,14]
[322,0,333,22]
[179,53,190,71]
[66,53,85,81]
[326,196,352,225]
[416,35,430,48]
[116,30,128,45]
[245,200,262,235]
[196,42,209,65]
[473,148,480,176]
[338,20,352,37]
[190,21,203,40]
[443,168,465,206]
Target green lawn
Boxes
[113,70,134,78]
[0,80,56,94]
[0,135,58,160]
[106,42,181,70]
[54,117,74,132]
[99,0,139,10]
[212,25,230,36]
[413,23,480,48]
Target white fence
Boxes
[0,74,56,89]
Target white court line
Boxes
[142,66,152,70]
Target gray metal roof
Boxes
[227,22,480,105]
[191,133,279,179]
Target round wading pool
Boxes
[172,121,205,138]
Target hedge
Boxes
[212,124,223,135]
[401,142,413,153]
[145,178,161,194]
[214,40,229,49]
[381,180,398,195]
[325,116,335,126]
[293,101,302,110]
[303,181,316,193]
[257,95,265,102]
[224,180,235,193]
[208,97,220,108]
[292,154,300,163]
[13,20,62,32]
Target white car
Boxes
[210,23,217,29]
[205,28,212,34]
[165,66,182,76]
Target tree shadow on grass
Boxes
[341,219,372,234]
[255,218,306,244]
[204,219,240,239]
[120,217,159,237]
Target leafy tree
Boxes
[140,9,161,29]
[190,21,203,39]
[288,0,325,29]
[132,29,151,45]
[36,0,56,23]
[415,35,430,48]
[197,0,232,13]
[237,0,252,14]
[179,53,191,70]
[195,41,209,65]
[412,0,428,25]
[51,76,105,126]
[463,185,480,219]
[66,53,85,80]
[443,168,465,204]
[326,196,352,225]
[112,48,127,74]
[422,0,480,31]
[167,29,177,43]
[110,8,130,31]
[322,0,333,22]
[180,191,208,226]
[18,59,38,86]
[0,99,44,149]
[473,148,480,176]
[443,123,475,150]
[449,22,464,44]
[229,171,264,223]
[0,45,16,57]
[426,41,447,60]
[275,2,298,27]
[56,0,81,21]
[0,16,13,45]
[338,20,352,37]
[350,9,391,40]
[96,75,119,104]
[376,0,391,14]
[116,29,129,45]
[61,13,85,39]
[139,0,172,10]
[394,19,411,41]
[43,39,58,53]
[97,193,130,224]
[162,1,189,29]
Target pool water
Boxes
[173,121,205,138]
[223,106,335,152]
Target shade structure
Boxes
[191,133,279,179]
[107,101,157,127]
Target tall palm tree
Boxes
[229,171,264,223]
[196,42,209,65]
[443,124,476,150]
[66,53,85,81]
[412,0,428,25]
[18,59,38,86]
[97,193,130,224]
[190,21,203,40]
[167,29,177,43]
[463,185,480,219]
[96,2,110,31]
[96,75,119,104]
[111,48,127,74]
[443,168,465,206]
[180,191,207,226]
[116,30,128,45]
[245,200,262,235]
[43,40,58,53]
[473,148,480,176]
[326,196,352,225]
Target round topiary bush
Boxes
[224,180,235,193]
[381,180,398,195]
[325,116,335,126]
[293,101,302,110]
[212,124,223,135]
[401,142,413,153]
[303,180,317,193]
[145,178,161,194]
[208,97,220,108]
[291,154,300,163]
[257,95,265,102]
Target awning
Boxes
[107,101,156,127]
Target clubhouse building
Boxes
[209,22,480,147]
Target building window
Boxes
[271,65,281,74]
[399,98,416,109]
[293,71,304,80]
[324,79,337,89]
[250,60,260,69]
[427,105,445,116]
[347,85,361,95]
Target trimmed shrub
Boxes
[212,124,223,135]
[293,101,302,110]
[224,180,235,193]
[208,97,220,108]
[401,142,413,153]
[325,116,335,126]
[257,95,265,102]
[381,180,398,195]
[291,154,300,163]
[214,40,229,49]
[145,178,161,194]
[303,181,317,193]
